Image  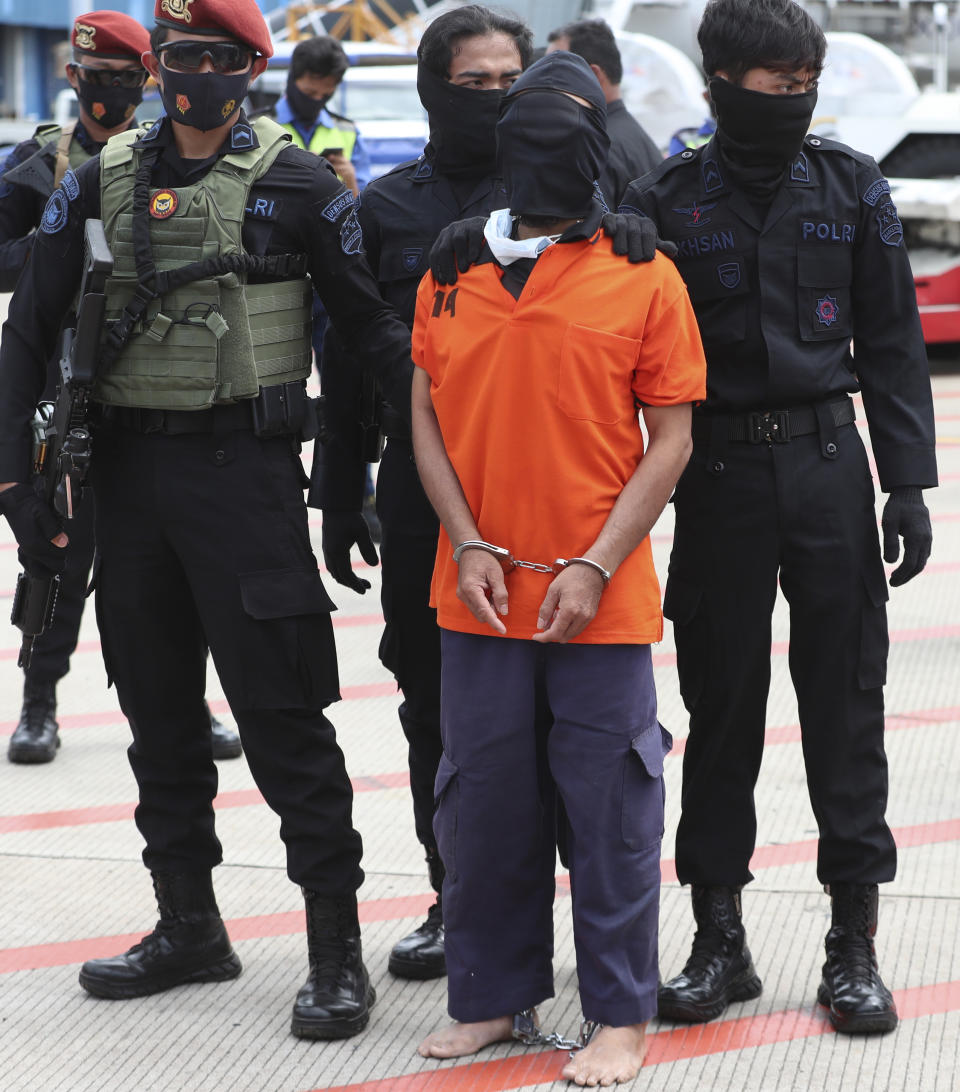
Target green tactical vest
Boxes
[96,116,313,411]
[36,123,92,187]
[280,119,357,161]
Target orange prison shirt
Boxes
[412,230,707,644]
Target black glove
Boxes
[0,483,68,575]
[429,215,488,286]
[322,511,379,594]
[881,486,932,587]
[602,211,678,262]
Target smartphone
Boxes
[320,147,344,158]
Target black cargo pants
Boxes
[375,436,444,862]
[666,415,897,887]
[88,422,363,894]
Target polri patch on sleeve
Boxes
[876,201,903,247]
[402,247,423,272]
[862,179,891,207]
[61,168,80,202]
[340,208,363,255]
[40,189,69,234]
[322,191,355,223]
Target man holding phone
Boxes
[272,36,370,196]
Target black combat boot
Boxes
[291,890,375,1039]
[388,847,446,979]
[658,885,763,1022]
[78,871,242,999]
[206,702,242,760]
[8,678,60,764]
[817,883,898,1034]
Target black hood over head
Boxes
[496,51,609,220]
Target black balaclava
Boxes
[417,65,505,177]
[75,79,143,130]
[159,66,253,133]
[285,72,328,127]
[709,76,816,199]
[496,52,609,221]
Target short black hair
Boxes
[290,36,349,81]
[418,4,533,80]
[698,0,826,82]
[149,26,167,54]
[547,18,622,86]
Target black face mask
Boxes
[286,74,328,127]
[710,76,816,168]
[76,80,142,131]
[497,89,609,220]
[417,65,504,177]
[159,66,252,133]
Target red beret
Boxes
[154,0,274,58]
[72,12,151,60]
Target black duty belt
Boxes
[692,396,855,445]
[95,402,254,435]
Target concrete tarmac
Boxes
[1,289,958,1090]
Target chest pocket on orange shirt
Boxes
[557,323,641,425]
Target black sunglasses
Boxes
[157,41,254,75]
[70,63,148,89]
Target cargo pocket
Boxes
[237,567,339,709]
[858,562,889,690]
[433,753,460,881]
[621,721,671,850]
[797,248,853,341]
[557,323,640,424]
[663,575,707,712]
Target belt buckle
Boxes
[747,410,790,444]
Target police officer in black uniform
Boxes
[315,3,533,982]
[0,0,413,1040]
[0,10,241,764]
[545,18,661,207]
[619,0,937,1036]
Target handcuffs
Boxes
[452,540,611,586]
[512,1009,602,1054]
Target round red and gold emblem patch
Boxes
[149,190,179,220]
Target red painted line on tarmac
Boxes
[311,980,960,1092]
[0,893,435,974]
[2,705,957,831]
[3,818,958,974]
[0,771,410,834]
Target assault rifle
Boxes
[10,219,113,668]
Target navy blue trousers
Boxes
[437,632,667,1026]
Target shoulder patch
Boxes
[340,208,363,255]
[40,189,69,234]
[413,157,434,180]
[862,179,891,207]
[141,119,163,143]
[230,122,255,151]
[322,190,354,223]
[702,157,724,193]
[876,201,903,247]
[61,168,80,202]
[790,153,810,183]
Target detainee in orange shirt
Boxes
[410,53,707,1086]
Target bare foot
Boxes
[560,1024,648,1086]
[417,1015,514,1058]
